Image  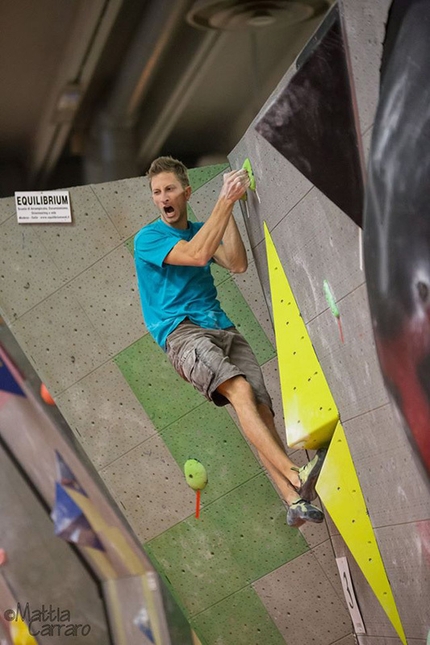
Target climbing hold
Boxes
[323,280,339,318]
[40,383,55,405]
[323,280,344,343]
[242,158,256,191]
[184,458,208,491]
[184,458,208,519]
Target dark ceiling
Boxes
[0,0,334,197]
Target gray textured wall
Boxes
[0,167,354,643]
[228,0,430,643]
[1,1,429,644]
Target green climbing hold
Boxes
[242,158,256,191]
[323,279,340,318]
[184,458,208,491]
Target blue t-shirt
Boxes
[134,219,233,350]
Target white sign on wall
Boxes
[15,191,72,224]
[336,556,366,634]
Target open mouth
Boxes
[164,206,174,215]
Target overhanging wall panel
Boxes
[229,130,313,249]
[373,523,430,640]
[229,137,386,430]
[362,125,373,164]
[340,0,392,134]
[307,284,389,422]
[228,2,429,643]
[343,404,430,527]
[265,187,363,324]
[332,520,430,642]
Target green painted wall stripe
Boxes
[188,163,230,191]
[124,236,135,255]
[210,261,230,287]
[160,401,261,506]
[191,586,286,645]
[113,163,298,645]
[145,473,309,617]
[114,333,203,430]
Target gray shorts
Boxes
[165,319,273,411]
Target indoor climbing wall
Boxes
[227,0,430,644]
[0,160,353,645]
[0,2,429,645]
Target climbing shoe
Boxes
[293,447,327,502]
[286,499,324,527]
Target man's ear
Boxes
[185,185,192,200]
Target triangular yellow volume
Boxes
[316,422,407,645]
[264,222,338,449]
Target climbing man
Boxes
[134,156,326,527]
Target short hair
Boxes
[147,156,190,189]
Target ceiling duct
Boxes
[186,0,331,31]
